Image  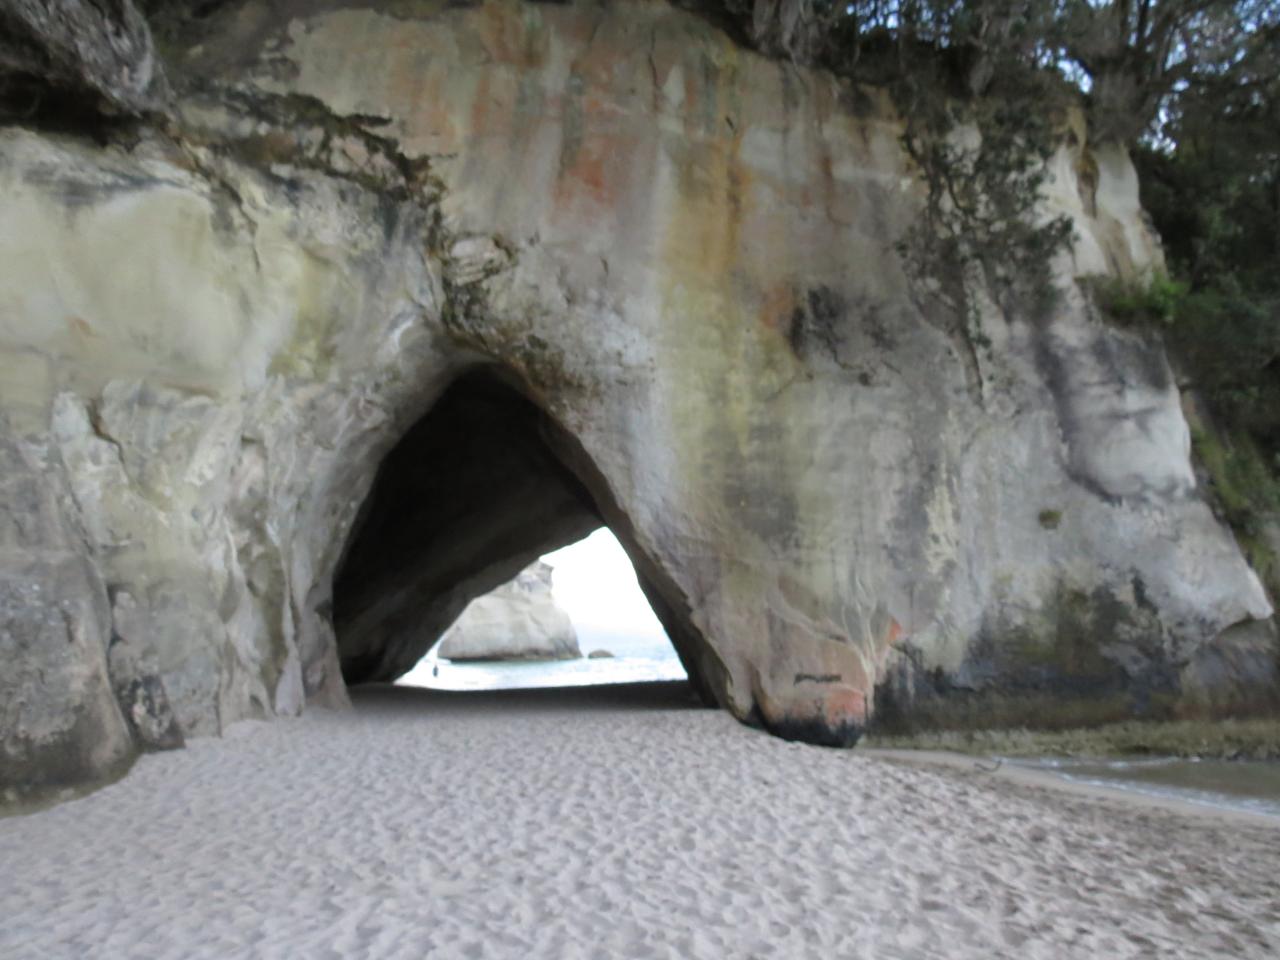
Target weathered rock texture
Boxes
[0,0,166,117]
[0,414,136,794]
[436,561,580,662]
[1,0,1276,790]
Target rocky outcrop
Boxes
[1,404,185,800]
[436,561,580,662]
[0,0,166,118]
[0,414,135,795]
[1,0,1276,793]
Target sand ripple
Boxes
[2,683,1277,959]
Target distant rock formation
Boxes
[436,562,580,662]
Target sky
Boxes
[541,528,669,646]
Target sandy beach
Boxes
[3,682,1277,960]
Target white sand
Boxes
[2,683,1277,960]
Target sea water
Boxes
[1008,756,1280,820]
[397,629,687,692]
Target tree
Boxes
[1133,5,1280,438]
[1056,0,1279,143]
[710,1,1280,145]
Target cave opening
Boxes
[396,527,689,691]
[331,367,721,704]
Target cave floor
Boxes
[2,683,1277,959]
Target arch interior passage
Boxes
[332,369,715,701]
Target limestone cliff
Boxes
[436,561,581,662]
[0,0,1275,794]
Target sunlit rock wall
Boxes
[0,0,1274,790]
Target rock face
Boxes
[0,0,166,117]
[0,413,144,796]
[1,0,1276,791]
[436,561,580,662]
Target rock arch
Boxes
[333,366,725,706]
[2,0,1277,800]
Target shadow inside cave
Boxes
[349,679,707,718]
[330,366,724,706]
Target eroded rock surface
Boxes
[436,561,581,662]
[0,0,166,117]
[0,414,135,794]
[1,0,1276,790]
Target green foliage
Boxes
[715,3,1280,497]
[1053,0,1276,143]
[715,2,1280,145]
[1131,26,1280,443]
[1089,272,1189,326]
[893,76,1076,318]
[715,3,1279,322]
[1127,9,1280,587]
[1164,288,1280,420]
[1189,424,1280,599]
[1191,425,1280,527]
[707,2,1278,343]
[1037,508,1062,529]
[705,5,1081,315]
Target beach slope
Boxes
[2,684,1276,959]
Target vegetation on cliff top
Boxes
[696,4,1276,375]
[1075,2,1280,592]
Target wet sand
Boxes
[867,748,1280,827]
[2,682,1277,959]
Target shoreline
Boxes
[864,714,1280,760]
[864,748,1280,829]
[4,683,1279,958]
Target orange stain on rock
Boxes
[476,1,547,71]
[468,69,497,140]
[561,143,613,206]
[67,316,96,338]
[400,61,459,153]
[758,284,796,333]
[662,129,751,287]
[552,103,634,213]
[822,683,869,726]
[884,617,904,648]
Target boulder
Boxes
[436,561,581,662]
